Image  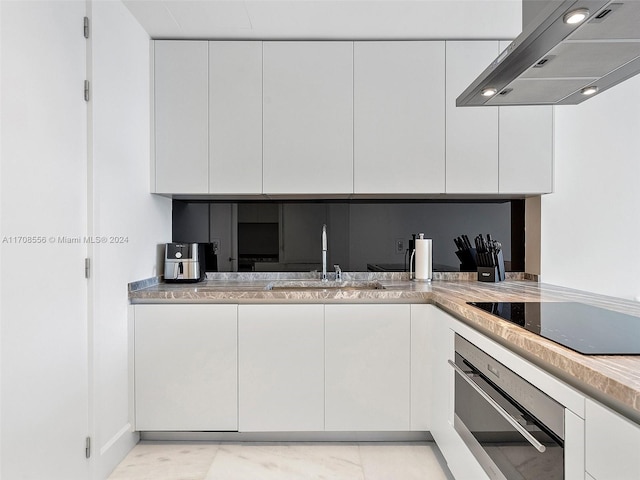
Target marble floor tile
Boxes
[108,441,452,480]
[204,443,365,480]
[108,442,219,480]
[358,443,451,480]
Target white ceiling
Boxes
[122,0,523,40]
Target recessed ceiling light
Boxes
[581,86,598,96]
[563,8,590,25]
[481,87,497,97]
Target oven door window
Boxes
[454,356,564,480]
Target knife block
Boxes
[455,248,477,272]
[477,250,506,282]
[478,266,499,282]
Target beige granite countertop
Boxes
[129,274,640,423]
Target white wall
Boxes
[90,1,172,478]
[1,2,90,479]
[541,76,640,300]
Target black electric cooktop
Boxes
[467,302,640,355]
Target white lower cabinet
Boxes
[238,304,325,431]
[410,304,432,431]
[325,304,411,431]
[134,304,238,431]
[585,399,640,480]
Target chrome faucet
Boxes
[334,264,342,282]
[321,224,328,282]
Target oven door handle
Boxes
[448,360,546,453]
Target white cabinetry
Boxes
[238,304,325,431]
[498,41,553,194]
[445,41,499,193]
[209,42,262,194]
[154,41,209,194]
[499,106,553,193]
[445,40,553,194]
[410,304,432,430]
[263,42,354,194]
[585,399,640,480]
[325,304,411,431]
[134,304,238,431]
[353,42,445,193]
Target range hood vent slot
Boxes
[590,2,622,22]
[456,0,640,106]
[533,55,556,68]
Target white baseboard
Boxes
[97,423,140,480]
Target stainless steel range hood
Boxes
[457,0,640,106]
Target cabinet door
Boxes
[263,41,353,194]
[134,304,238,431]
[154,41,209,194]
[238,305,325,431]
[325,304,411,431]
[585,399,640,480]
[354,42,445,194]
[498,43,553,194]
[445,41,499,193]
[209,41,262,194]
[410,304,432,431]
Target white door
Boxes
[263,41,354,194]
[1,1,90,478]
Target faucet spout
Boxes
[321,224,328,282]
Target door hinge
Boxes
[85,436,91,459]
[85,258,90,279]
[83,16,90,39]
[84,80,90,102]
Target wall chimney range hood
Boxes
[457,0,640,106]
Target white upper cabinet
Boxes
[445,41,500,193]
[154,41,209,194]
[152,40,553,197]
[499,106,553,193]
[498,41,553,194]
[209,42,263,194]
[263,41,354,194]
[354,42,445,194]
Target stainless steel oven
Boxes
[449,334,565,480]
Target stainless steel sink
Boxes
[265,280,385,291]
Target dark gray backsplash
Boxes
[172,200,521,272]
